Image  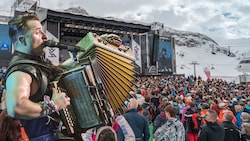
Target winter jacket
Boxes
[218,108,236,124]
[154,118,185,141]
[197,122,225,141]
[117,109,150,141]
[181,106,188,123]
[222,121,240,141]
[241,134,250,141]
[153,111,167,133]
[184,107,200,134]
[235,110,243,128]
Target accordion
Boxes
[58,60,111,136]
[58,32,137,136]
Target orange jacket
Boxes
[218,108,236,123]
[200,109,208,125]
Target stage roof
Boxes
[43,8,151,36]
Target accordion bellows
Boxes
[72,32,137,113]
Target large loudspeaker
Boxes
[152,33,160,65]
[63,32,137,114]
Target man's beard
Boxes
[32,42,46,56]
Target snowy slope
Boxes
[175,44,243,81]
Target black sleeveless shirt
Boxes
[5,51,63,102]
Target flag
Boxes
[131,39,142,69]
[203,67,211,80]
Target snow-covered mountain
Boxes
[175,45,241,81]
[161,27,250,82]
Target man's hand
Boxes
[51,88,70,110]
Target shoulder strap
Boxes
[224,125,241,133]
[145,105,150,110]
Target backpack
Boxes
[143,104,156,123]
[223,125,240,141]
[242,134,250,141]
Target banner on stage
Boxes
[46,47,59,64]
[131,39,142,68]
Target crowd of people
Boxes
[123,75,250,141]
[77,74,250,141]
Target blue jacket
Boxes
[235,110,243,128]
[117,109,150,141]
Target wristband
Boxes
[39,101,50,116]
[44,95,59,115]
[39,95,59,116]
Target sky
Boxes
[0,0,250,44]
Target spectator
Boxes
[218,102,236,124]
[154,105,185,141]
[141,95,157,124]
[235,104,244,128]
[241,112,250,136]
[0,110,29,141]
[96,126,117,141]
[181,98,191,124]
[241,123,250,141]
[117,98,150,141]
[133,90,145,105]
[197,109,225,141]
[200,102,210,125]
[241,112,250,123]
[137,105,144,115]
[223,99,235,114]
[151,91,160,113]
[222,113,241,141]
[153,102,170,133]
[184,102,200,141]
[177,96,185,120]
[210,99,220,115]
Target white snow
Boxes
[175,44,247,83]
